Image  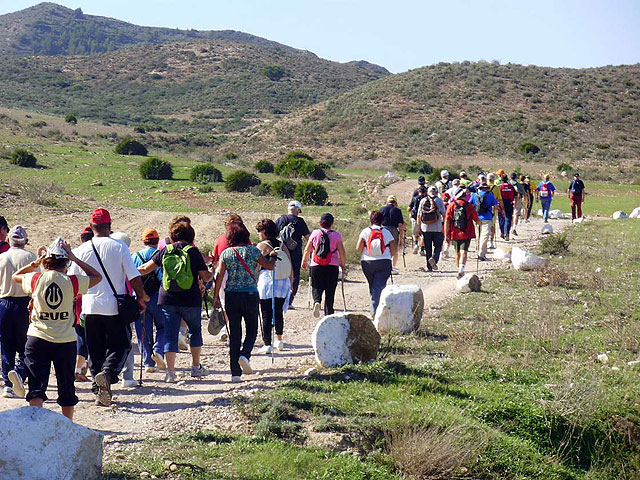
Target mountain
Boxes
[234,61,640,166]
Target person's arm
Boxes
[199,268,213,283]
[62,242,102,288]
[388,240,397,258]
[213,261,226,308]
[258,254,275,270]
[12,251,45,285]
[356,235,365,252]
[336,241,346,271]
[301,237,314,270]
[138,259,158,276]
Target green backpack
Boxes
[162,244,194,292]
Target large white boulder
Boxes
[456,274,482,293]
[612,211,627,220]
[0,407,103,479]
[548,209,563,219]
[312,313,380,367]
[630,207,640,219]
[541,224,554,235]
[373,284,424,334]
[512,246,548,271]
[494,246,511,262]
[537,208,544,217]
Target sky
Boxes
[1,0,639,73]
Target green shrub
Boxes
[250,183,270,196]
[225,170,261,192]
[262,65,285,81]
[190,164,223,183]
[270,179,296,198]
[31,121,47,128]
[556,162,572,173]
[295,182,328,206]
[115,138,148,156]
[540,232,570,256]
[275,151,327,180]
[517,142,540,154]
[255,160,274,173]
[139,157,173,180]
[198,184,215,193]
[10,149,37,168]
[394,158,434,175]
[224,152,238,161]
[64,113,77,125]
[134,125,146,133]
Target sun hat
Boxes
[459,170,467,177]
[454,187,466,200]
[427,186,437,195]
[440,169,449,178]
[387,195,398,204]
[417,176,426,185]
[46,237,67,259]
[142,228,160,241]
[90,208,111,225]
[288,200,302,212]
[9,225,27,244]
[544,173,551,179]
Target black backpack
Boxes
[279,217,299,251]
[453,202,468,230]
[477,193,490,215]
[136,251,162,295]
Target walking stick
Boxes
[340,269,347,312]
[401,233,407,268]
[138,314,146,387]
[271,268,276,364]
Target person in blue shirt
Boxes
[470,182,498,261]
[535,174,556,223]
[132,228,166,373]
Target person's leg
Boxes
[274,297,286,337]
[479,220,490,257]
[161,305,181,373]
[102,316,132,384]
[12,298,30,384]
[323,266,339,315]
[24,337,50,406]
[289,248,303,304]
[52,341,78,420]
[542,199,551,222]
[84,314,108,390]
[424,232,434,264]
[503,201,513,238]
[74,323,88,374]
[135,312,154,367]
[146,293,164,360]
[309,266,324,308]
[432,232,444,265]
[0,298,15,387]
[259,298,273,346]
[181,306,203,367]
[361,260,376,300]
[240,292,259,361]
[371,260,392,313]
[225,292,244,377]
[577,198,583,218]
[389,228,399,267]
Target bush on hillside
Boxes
[263,65,285,81]
[556,162,572,173]
[275,151,327,180]
[255,160,274,173]
[225,170,261,192]
[224,152,239,161]
[394,158,434,175]
[540,232,570,256]
[270,179,296,198]
[10,148,37,168]
[139,157,173,180]
[250,183,271,196]
[64,113,77,125]
[294,182,328,206]
[517,142,540,155]
[190,164,223,183]
[116,138,148,156]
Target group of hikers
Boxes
[0,169,585,421]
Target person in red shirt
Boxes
[498,174,516,241]
[0,216,9,254]
[444,188,481,278]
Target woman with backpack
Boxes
[255,219,293,353]
[357,211,397,314]
[536,173,556,223]
[444,188,481,278]
[417,186,446,272]
[302,213,346,318]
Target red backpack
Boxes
[499,183,515,202]
[366,228,386,256]
[539,182,551,198]
[312,229,336,266]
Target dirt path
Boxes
[0,190,567,456]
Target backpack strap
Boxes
[69,275,79,297]
[231,247,257,283]
[30,272,42,292]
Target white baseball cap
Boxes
[288,200,302,211]
[440,169,449,178]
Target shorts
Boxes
[384,226,399,245]
[161,305,203,353]
[514,198,523,215]
[452,239,471,253]
[411,218,419,237]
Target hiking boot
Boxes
[231,376,242,383]
[165,371,177,383]
[8,370,25,398]
[391,266,400,275]
[94,371,112,406]
[191,364,210,377]
[121,379,138,388]
[178,333,190,351]
[457,271,465,279]
[151,352,166,371]
[505,234,510,241]
[273,340,285,351]
[238,356,254,374]
[419,248,426,257]
[478,255,489,262]
[428,258,438,271]
[313,302,321,318]
[258,345,273,354]
[2,386,16,398]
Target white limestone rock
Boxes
[456,274,482,293]
[494,247,511,262]
[548,209,563,219]
[612,211,627,219]
[0,407,103,479]
[312,313,380,367]
[537,208,544,217]
[373,284,424,334]
[630,207,640,219]
[541,224,554,235]
[512,246,548,271]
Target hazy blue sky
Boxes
[2,0,639,73]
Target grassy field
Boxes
[104,220,640,479]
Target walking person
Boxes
[435,170,452,195]
[523,175,535,221]
[510,172,525,236]
[444,188,481,278]
[408,177,426,254]
[486,173,504,249]
[417,187,446,272]
[302,213,346,317]
[0,216,10,254]
[74,226,94,382]
[536,174,556,223]
[12,238,101,420]
[470,182,498,261]
[138,221,213,383]
[381,195,406,274]
[357,211,397,314]
[213,221,275,382]
[0,226,36,398]
[498,174,516,241]
[255,219,292,354]
[276,201,310,308]
[68,208,146,406]
[567,173,586,220]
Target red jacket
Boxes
[445,200,480,241]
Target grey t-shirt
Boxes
[418,196,446,233]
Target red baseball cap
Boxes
[90,208,112,225]
[81,225,93,235]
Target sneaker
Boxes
[231,376,242,383]
[165,370,177,383]
[258,345,273,354]
[151,352,166,371]
[2,386,16,398]
[288,305,296,310]
[178,333,189,351]
[145,366,156,374]
[191,364,210,377]
[489,242,496,250]
[428,257,438,271]
[8,370,25,398]
[238,356,254,374]
[512,229,518,236]
[391,266,400,275]
[273,339,285,351]
[94,371,112,406]
[313,302,321,318]
[121,379,138,388]
[457,271,465,279]
[505,234,510,241]
[478,255,488,262]
[412,244,419,254]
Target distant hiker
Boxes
[132,229,166,374]
[138,221,213,383]
[0,226,36,398]
[510,172,526,236]
[12,237,101,421]
[520,175,533,223]
[302,213,346,317]
[444,188,481,278]
[0,216,9,254]
[69,208,146,406]
[445,178,462,201]
[418,186,446,272]
[498,174,516,241]
[276,201,310,308]
[381,195,406,274]
[74,226,94,382]
[357,211,397,314]
[408,179,427,254]
[470,182,498,261]
[486,173,504,249]
[435,170,452,195]
[524,175,535,221]
[567,173,586,220]
[256,219,292,353]
[459,171,471,188]
[213,221,275,383]
[536,174,556,223]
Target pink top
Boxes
[309,229,343,267]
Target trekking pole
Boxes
[307,274,312,310]
[340,268,347,312]
[271,268,276,365]
[138,314,146,387]
[402,233,407,268]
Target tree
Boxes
[65,113,78,125]
[10,149,37,168]
[115,138,148,156]
[139,157,173,180]
[262,65,285,81]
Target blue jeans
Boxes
[134,292,164,367]
[0,297,30,387]
[225,291,259,377]
[161,305,202,353]
[361,259,392,314]
[499,200,514,237]
[75,323,88,358]
[541,199,552,222]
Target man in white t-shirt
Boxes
[69,208,146,406]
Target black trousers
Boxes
[422,231,444,267]
[24,337,78,407]
[289,248,303,303]
[225,291,259,377]
[259,297,285,345]
[309,265,339,315]
[85,314,131,389]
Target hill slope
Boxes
[235,62,640,166]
